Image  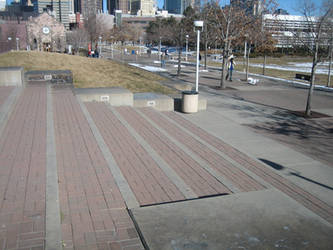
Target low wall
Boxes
[0,67,24,86]
[134,93,174,111]
[25,70,73,85]
[75,87,133,106]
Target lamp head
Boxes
[194,21,203,31]
[194,21,203,27]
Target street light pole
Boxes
[8,37,12,50]
[185,35,189,62]
[159,36,161,62]
[194,21,203,93]
[16,37,19,51]
[99,36,102,58]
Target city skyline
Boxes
[156,0,325,15]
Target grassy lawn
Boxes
[203,55,330,86]
[0,51,174,94]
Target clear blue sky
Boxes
[157,0,325,15]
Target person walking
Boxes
[226,55,236,81]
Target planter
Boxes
[182,91,198,113]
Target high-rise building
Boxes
[107,0,128,15]
[230,0,262,15]
[164,0,194,15]
[130,0,155,16]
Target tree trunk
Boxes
[305,42,319,117]
[220,51,226,88]
[243,41,247,72]
[263,54,266,75]
[328,45,332,87]
[177,46,182,76]
[177,29,183,76]
[204,30,208,70]
[220,9,231,89]
[246,46,251,80]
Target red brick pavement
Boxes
[0,87,14,107]
[165,111,333,224]
[116,106,231,197]
[141,108,265,193]
[0,85,46,250]
[1,83,331,249]
[86,103,185,206]
[53,88,143,250]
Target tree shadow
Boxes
[259,158,284,170]
[289,171,333,191]
[259,158,333,191]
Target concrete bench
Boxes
[295,73,311,81]
[0,67,24,86]
[25,70,73,85]
[75,87,133,106]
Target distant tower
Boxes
[107,0,128,14]
[164,0,194,14]
[230,0,263,15]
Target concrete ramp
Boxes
[131,189,333,250]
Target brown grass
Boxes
[0,51,174,94]
[206,56,329,86]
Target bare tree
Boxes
[292,0,333,116]
[206,0,277,88]
[207,2,242,88]
[66,28,89,52]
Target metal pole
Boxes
[196,29,200,93]
[99,37,102,58]
[159,37,161,62]
[186,35,188,62]
[16,38,19,51]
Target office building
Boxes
[263,14,331,48]
[130,0,155,16]
[107,0,128,14]
[230,0,262,15]
[164,0,194,15]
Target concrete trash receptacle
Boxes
[182,91,198,113]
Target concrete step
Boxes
[75,87,133,106]
[134,93,174,111]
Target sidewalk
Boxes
[0,69,332,249]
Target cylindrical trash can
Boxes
[182,91,198,113]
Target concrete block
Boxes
[0,67,24,86]
[75,87,133,106]
[134,93,174,111]
[25,70,73,85]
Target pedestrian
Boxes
[161,53,165,68]
[226,55,236,81]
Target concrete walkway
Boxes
[0,74,332,249]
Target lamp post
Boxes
[99,36,102,58]
[185,35,189,62]
[159,36,161,62]
[8,37,12,50]
[194,21,203,93]
[139,36,142,56]
[16,37,19,51]
[110,36,114,59]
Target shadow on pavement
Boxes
[259,158,333,191]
